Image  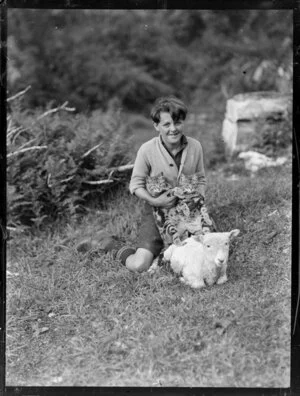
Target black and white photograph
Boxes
[4,5,293,388]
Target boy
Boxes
[77,96,207,272]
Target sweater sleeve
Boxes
[195,141,207,197]
[129,145,151,194]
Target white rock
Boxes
[238,150,287,172]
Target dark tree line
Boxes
[8,9,292,113]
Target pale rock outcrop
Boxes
[238,150,287,173]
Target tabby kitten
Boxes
[146,172,215,247]
[145,172,173,198]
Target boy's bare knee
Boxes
[125,248,154,272]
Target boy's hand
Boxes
[153,191,177,209]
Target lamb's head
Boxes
[195,229,240,267]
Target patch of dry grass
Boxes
[6,162,291,387]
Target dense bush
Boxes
[7,99,135,229]
[252,109,292,156]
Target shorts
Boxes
[136,203,164,257]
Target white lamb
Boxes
[163,230,240,289]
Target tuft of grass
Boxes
[6,162,291,387]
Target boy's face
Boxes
[153,111,184,148]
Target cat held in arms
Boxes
[146,172,216,246]
[146,172,240,288]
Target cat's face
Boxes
[173,173,203,198]
[146,173,172,197]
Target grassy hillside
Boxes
[6,158,291,387]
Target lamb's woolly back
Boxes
[163,229,240,289]
[164,237,204,274]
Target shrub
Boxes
[7,99,134,230]
[251,109,292,156]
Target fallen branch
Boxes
[110,164,134,172]
[36,101,76,121]
[82,164,133,186]
[8,145,48,158]
[47,173,52,188]
[7,125,28,140]
[11,127,32,146]
[7,86,32,102]
[18,138,37,150]
[82,179,114,185]
[7,116,13,131]
[60,175,76,184]
[81,143,103,159]
[7,226,25,233]
[108,163,134,178]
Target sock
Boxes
[115,246,136,265]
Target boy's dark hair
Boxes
[150,96,188,124]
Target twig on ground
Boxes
[108,164,134,178]
[36,101,75,121]
[7,116,13,131]
[7,126,29,141]
[109,164,134,172]
[18,138,37,150]
[83,164,133,185]
[8,145,48,158]
[81,144,103,159]
[47,173,52,188]
[7,86,32,102]
[82,180,114,185]
[11,127,31,145]
[60,175,76,184]
[7,226,24,233]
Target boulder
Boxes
[222,91,292,156]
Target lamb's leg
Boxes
[190,279,206,289]
[204,273,217,286]
[216,265,228,285]
[180,276,205,289]
[216,273,228,285]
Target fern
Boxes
[7,99,134,229]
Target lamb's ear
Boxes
[229,229,240,240]
[194,234,204,243]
